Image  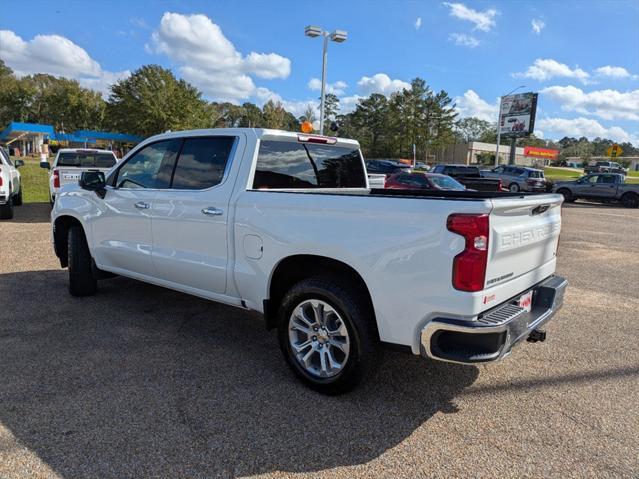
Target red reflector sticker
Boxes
[518,291,533,312]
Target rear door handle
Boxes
[134,201,150,209]
[202,207,223,216]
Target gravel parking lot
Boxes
[1,202,637,478]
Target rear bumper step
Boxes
[420,275,567,364]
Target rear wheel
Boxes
[68,225,97,296]
[621,193,639,208]
[0,196,14,220]
[509,183,520,193]
[557,188,574,203]
[277,276,381,395]
[13,188,23,206]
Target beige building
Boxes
[436,142,548,167]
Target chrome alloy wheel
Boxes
[288,299,351,378]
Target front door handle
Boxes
[202,207,223,216]
[134,201,150,209]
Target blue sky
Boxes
[1,0,638,144]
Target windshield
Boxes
[430,175,465,190]
[57,152,117,168]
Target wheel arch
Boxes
[53,215,84,267]
[264,254,376,334]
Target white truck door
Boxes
[151,135,240,295]
[91,139,181,277]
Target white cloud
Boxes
[531,19,545,34]
[307,78,348,95]
[150,12,291,102]
[594,65,631,79]
[0,29,128,97]
[537,117,637,144]
[513,58,590,84]
[415,17,422,30]
[357,73,411,96]
[443,2,498,31]
[541,85,639,121]
[1,29,100,77]
[454,89,499,122]
[448,32,480,48]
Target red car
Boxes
[384,172,468,191]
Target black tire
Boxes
[277,276,381,395]
[509,183,520,193]
[68,225,97,296]
[557,188,574,203]
[0,196,14,220]
[621,193,639,208]
[13,188,23,206]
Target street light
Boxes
[305,25,348,135]
[494,85,526,166]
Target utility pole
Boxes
[509,138,517,165]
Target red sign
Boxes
[524,146,559,159]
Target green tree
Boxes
[106,65,210,136]
[262,100,287,129]
[455,117,494,142]
[320,93,340,134]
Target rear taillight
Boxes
[0,168,3,186]
[447,213,489,292]
[53,169,60,188]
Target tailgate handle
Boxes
[532,204,550,215]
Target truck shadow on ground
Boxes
[5,202,52,223]
[0,269,478,478]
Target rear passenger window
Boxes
[253,141,366,189]
[172,137,235,190]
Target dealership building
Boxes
[0,122,142,157]
[435,141,558,167]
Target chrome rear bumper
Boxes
[420,275,567,364]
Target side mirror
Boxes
[40,161,51,170]
[15,159,24,168]
[79,170,107,198]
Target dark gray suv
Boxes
[482,165,546,192]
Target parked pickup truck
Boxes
[553,173,639,208]
[41,148,118,205]
[430,164,503,192]
[0,147,24,219]
[51,128,567,394]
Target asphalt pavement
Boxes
[0,201,637,478]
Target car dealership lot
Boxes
[1,203,637,478]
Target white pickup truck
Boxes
[0,147,24,219]
[51,128,567,394]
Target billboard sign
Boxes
[524,146,559,160]
[499,92,538,138]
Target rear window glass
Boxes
[253,141,366,189]
[57,152,116,168]
[171,137,235,190]
[527,170,544,178]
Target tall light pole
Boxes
[494,85,526,166]
[305,25,347,135]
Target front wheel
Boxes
[277,277,381,395]
[509,183,520,193]
[68,225,97,296]
[621,193,639,208]
[557,188,574,203]
[13,188,23,206]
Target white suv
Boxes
[0,147,24,219]
[42,148,118,204]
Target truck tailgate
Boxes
[485,194,562,288]
[57,167,111,187]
